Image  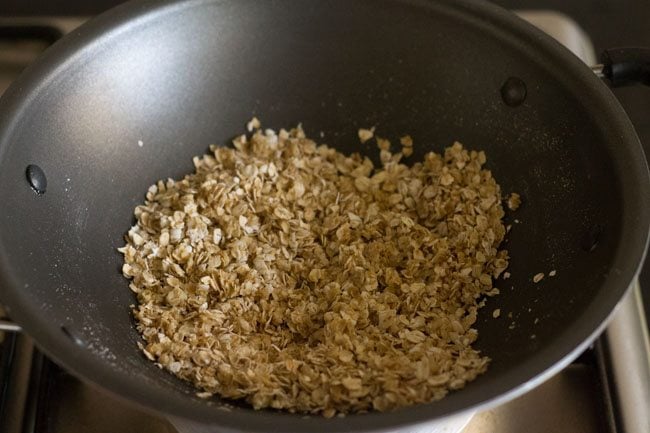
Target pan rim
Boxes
[0,0,648,431]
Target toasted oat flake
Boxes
[121,122,512,417]
[549,270,557,277]
[533,272,545,283]
[247,116,261,132]
[507,193,521,211]
[358,127,375,143]
[492,309,501,319]
[400,135,414,147]
[376,136,391,151]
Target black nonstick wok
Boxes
[0,0,649,432]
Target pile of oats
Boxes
[120,122,509,417]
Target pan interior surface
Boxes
[0,0,647,431]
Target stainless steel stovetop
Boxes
[0,12,648,433]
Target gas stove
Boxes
[0,11,648,433]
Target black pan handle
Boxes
[597,47,650,87]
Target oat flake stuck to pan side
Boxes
[507,192,521,211]
[119,122,510,417]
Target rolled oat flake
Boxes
[119,121,512,417]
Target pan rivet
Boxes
[500,77,527,107]
[25,164,47,195]
[61,326,84,346]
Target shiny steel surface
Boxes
[463,365,607,433]
[592,64,606,79]
[599,283,650,433]
[0,320,21,332]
